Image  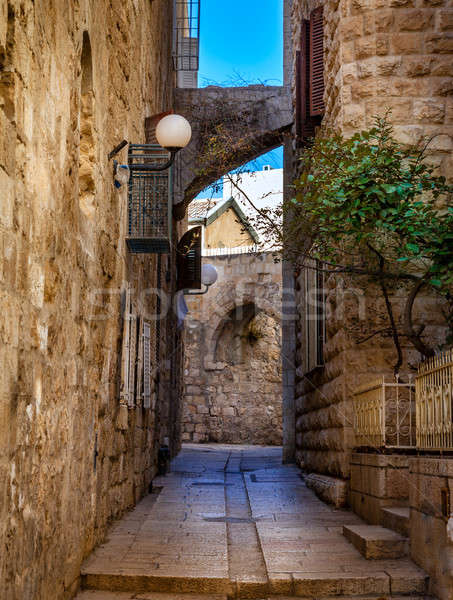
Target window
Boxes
[173,0,200,88]
[295,8,325,143]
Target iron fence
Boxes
[353,376,416,449]
[416,349,453,450]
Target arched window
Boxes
[78,32,95,217]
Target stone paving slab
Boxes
[243,464,427,596]
[81,444,430,598]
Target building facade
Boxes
[182,199,283,445]
[287,0,453,597]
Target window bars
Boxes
[173,0,200,87]
[126,144,172,254]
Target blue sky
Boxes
[196,0,284,197]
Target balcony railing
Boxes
[416,349,453,450]
[353,376,416,449]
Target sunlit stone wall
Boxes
[0,1,183,598]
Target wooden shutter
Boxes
[176,226,202,291]
[120,284,137,407]
[309,7,325,117]
[128,312,137,407]
[304,259,325,373]
[143,321,152,409]
[135,316,143,406]
[120,285,132,405]
[296,19,320,143]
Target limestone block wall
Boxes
[0,1,183,598]
[182,252,283,445]
[290,0,453,491]
[409,458,453,600]
[350,453,410,523]
[293,0,453,178]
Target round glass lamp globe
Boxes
[201,264,218,287]
[155,114,192,149]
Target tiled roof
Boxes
[188,199,217,220]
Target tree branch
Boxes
[367,242,403,374]
[403,277,435,358]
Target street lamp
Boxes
[184,263,218,295]
[108,113,192,173]
[107,114,193,253]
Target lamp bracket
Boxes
[129,149,178,172]
[183,284,209,296]
[108,139,128,161]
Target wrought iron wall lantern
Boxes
[108,114,192,254]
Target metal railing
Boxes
[416,349,453,450]
[353,376,416,449]
[202,245,259,257]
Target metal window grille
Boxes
[126,144,172,254]
[173,0,200,72]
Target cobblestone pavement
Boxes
[79,444,429,599]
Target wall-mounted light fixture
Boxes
[184,263,218,295]
[108,113,192,176]
[107,114,192,254]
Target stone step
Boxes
[81,570,232,596]
[381,506,410,537]
[270,596,434,600]
[75,591,228,600]
[343,525,408,559]
[76,595,432,600]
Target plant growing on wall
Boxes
[285,116,453,371]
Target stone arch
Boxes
[204,291,281,371]
[213,302,281,368]
[173,85,292,218]
[78,31,96,219]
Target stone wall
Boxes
[182,252,283,445]
[0,1,183,598]
[350,453,410,522]
[409,458,453,600]
[290,0,453,493]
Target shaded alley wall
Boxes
[182,252,283,445]
[0,1,183,598]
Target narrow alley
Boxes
[77,445,427,599]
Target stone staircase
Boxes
[76,593,434,600]
[381,506,410,537]
[343,524,408,560]
[342,504,411,561]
